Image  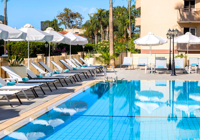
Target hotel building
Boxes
[135,0,200,54]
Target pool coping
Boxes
[0,80,100,139]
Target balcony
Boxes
[135,0,141,9]
[177,8,200,23]
[135,17,141,27]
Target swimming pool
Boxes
[3,80,200,140]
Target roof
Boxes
[58,31,79,35]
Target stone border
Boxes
[0,80,99,139]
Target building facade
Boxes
[64,29,85,35]
[135,0,200,54]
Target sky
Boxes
[0,0,130,30]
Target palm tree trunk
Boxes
[95,29,98,44]
[124,26,127,39]
[106,25,109,40]
[4,0,7,55]
[100,21,104,41]
[129,0,131,39]
[109,0,115,67]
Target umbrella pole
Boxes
[150,45,152,73]
[70,42,71,59]
[28,41,29,69]
[187,43,188,67]
[49,42,50,67]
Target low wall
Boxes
[0,52,199,78]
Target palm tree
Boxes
[43,18,63,31]
[95,8,106,41]
[109,0,115,67]
[128,0,131,39]
[103,10,109,41]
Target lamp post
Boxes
[82,45,85,59]
[45,41,49,65]
[125,44,128,57]
[166,29,178,76]
[166,30,172,70]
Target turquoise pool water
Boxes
[3,80,200,140]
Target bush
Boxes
[1,42,94,58]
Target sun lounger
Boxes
[50,61,82,81]
[0,91,24,107]
[175,58,185,73]
[73,58,103,72]
[0,77,43,99]
[137,57,148,73]
[155,59,168,73]
[31,62,76,84]
[120,57,133,70]
[79,57,103,68]
[189,57,199,73]
[59,60,92,78]
[1,66,55,93]
[27,69,69,87]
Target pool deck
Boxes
[1,68,200,137]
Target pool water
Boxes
[3,80,200,140]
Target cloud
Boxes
[74,6,88,12]
[89,8,96,14]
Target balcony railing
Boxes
[177,8,200,23]
[135,0,141,9]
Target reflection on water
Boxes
[3,80,200,140]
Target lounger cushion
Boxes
[73,68,77,70]
[0,84,2,88]
[157,66,164,68]
[123,63,131,65]
[7,81,16,86]
[22,77,29,82]
[175,66,181,68]
[64,69,69,72]
[83,65,88,67]
[138,63,145,66]
[77,66,81,69]
[191,63,198,65]
[36,75,43,78]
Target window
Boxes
[184,0,195,9]
[183,27,196,35]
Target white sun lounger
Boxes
[59,60,90,79]
[1,66,55,93]
[120,57,133,70]
[0,91,25,107]
[0,77,44,100]
[79,57,103,67]
[155,59,168,73]
[32,62,77,84]
[189,57,199,73]
[50,61,82,81]
[137,57,148,73]
[175,58,185,73]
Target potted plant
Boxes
[175,53,187,67]
[6,55,27,78]
[85,51,96,65]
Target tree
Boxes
[43,18,63,31]
[82,14,100,44]
[95,9,106,41]
[109,0,115,67]
[57,8,83,29]
[128,0,131,39]
[2,0,8,54]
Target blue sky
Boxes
[0,0,130,29]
